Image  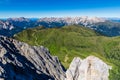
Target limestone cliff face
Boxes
[0,36,65,80]
[65,56,111,80]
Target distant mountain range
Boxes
[0,17,120,37]
[1,18,120,80]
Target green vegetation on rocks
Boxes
[14,25,120,80]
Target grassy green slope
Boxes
[14,25,120,80]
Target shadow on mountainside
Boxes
[0,37,55,80]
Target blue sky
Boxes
[0,0,120,18]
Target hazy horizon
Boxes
[1,16,120,19]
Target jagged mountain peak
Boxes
[0,36,65,80]
[7,17,30,22]
[0,20,14,30]
[0,36,113,80]
[1,16,120,37]
[38,16,106,23]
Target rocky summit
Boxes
[0,36,111,80]
[0,36,65,80]
[65,56,111,80]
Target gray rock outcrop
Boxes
[65,56,111,80]
[0,36,112,80]
[0,36,65,80]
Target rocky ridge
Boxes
[0,21,14,30]
[0,36,111,80]
[0,36,65,80]
[38,16,105,26]
[1,17,120,36]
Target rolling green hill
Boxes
[14,25,120,80]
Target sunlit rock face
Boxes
[0,36,112,80]
[0,36,65,80]
[65,56,111,80]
